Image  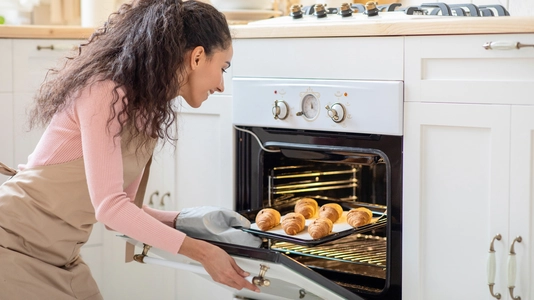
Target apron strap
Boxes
[125,156,152,262]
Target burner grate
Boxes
[299,2,510,17]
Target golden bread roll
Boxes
[281,212,306,235]
[347,207,373,228]
[294,198,318,219]
[308,217,334,239]
[255,208,281,231]
[319,203,343,223]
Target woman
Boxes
[0,0,260,298]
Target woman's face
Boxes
[180,45,233,108]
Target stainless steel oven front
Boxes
[232,77,403,300]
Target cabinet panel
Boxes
[174,94,234,210]
[405,34,534,105]
[509,106,534,300]
[13,92,45,166]
[79,245,103,291]
[403,102,510,300]
[233,37,404,80]
[0,93,13,183]
[0,39,12,93]
[172,94,234,300]
[12,39,81,93]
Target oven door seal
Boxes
[119,235,367,300]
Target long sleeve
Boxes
[73,80,185,254]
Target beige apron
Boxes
[0,135,154,299]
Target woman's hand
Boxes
[178,236,260,293]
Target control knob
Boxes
[272,100,289,120]
[290,4,303,19]
[325,103,346,123]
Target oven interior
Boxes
[236,127,402,298]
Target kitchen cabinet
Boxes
[403,34,534,300]
[12,39,80,166]
[171,93,235,299]
[0,39,12,93]
[0,93,14,183]
[0,39,13,183]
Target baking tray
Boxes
[239,202,387,246]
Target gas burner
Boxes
[292,1,510,18]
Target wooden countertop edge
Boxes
[1,17,533,39]
[0,25,95,39]
[231,16,534,38]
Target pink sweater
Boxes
[22,80,185,254]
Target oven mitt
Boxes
[175,206,262,248]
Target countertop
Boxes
[1,16,533,39]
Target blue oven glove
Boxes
[175,206,262,248]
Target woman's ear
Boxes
[189,46,205,70]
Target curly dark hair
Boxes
[30,0,231,148]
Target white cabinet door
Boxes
[145,139,176,212]
[0,39,13,183]
[403,102,511,300]
[509,106,534,300]
[12,39,81,166]
[12,92,45,166]
[172,94,235,300]
[174,94,234,210]
[0,93,14,183]
[80,222,104,291]
[0,39,12,93]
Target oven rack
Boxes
[270,233,387,267]
[269,165,359,197]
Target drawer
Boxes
[233,37,404,80]
[13,39,83,93]
[405,33,534,105]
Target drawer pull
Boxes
[487,234,502,299]
[36,44,76,51]
[508,236,522,300]
[483,41,534,50]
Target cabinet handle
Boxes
[148,191,159,208]
[483,41,534,50]
[160,192,171,209]
[36,44,76,51]
[508,236,522,300]
[487,234,502,299]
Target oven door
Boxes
[120,236,366,300]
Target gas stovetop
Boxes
[249,1,510,25]
[300,2,510,17]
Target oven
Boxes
[231,77,402,300]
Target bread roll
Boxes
[347,207,373,228]
[281,212,306,235]
[255,208,281,231]
[319,203,343,223]
[294,198,318,219]
[308,217,333,239]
